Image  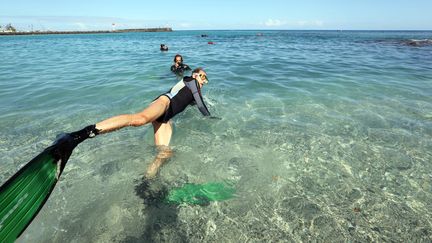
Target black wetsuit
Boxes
[171,63,191,75]
[156,76,210,123]
[160,44,168,51]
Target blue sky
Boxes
[1,0,432,31]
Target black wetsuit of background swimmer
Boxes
[171,62,191,75]
[50,76,211,171]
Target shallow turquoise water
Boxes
[1,30,432,242]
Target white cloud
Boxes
[179,23,191,28]
[263,19,324,28]
[74,22,88,30]
[295,20,324,28]
[264,19,286,27]
[314,20,324,27]
[297,21,308,26]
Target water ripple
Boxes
[1,30,431,242]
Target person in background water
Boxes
[170,54,191,77]
[58,68,211,179]
[160,44,168,51]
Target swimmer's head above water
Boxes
[174,54,183,64]
[160,44,168,51]
[192,67,209,86]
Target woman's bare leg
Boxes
[145,121,173,178]
[95,96,170,134]
[152,121,173,146]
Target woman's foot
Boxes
[145,164,159,179]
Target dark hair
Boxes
[192,67,204,74]
[173,54,183,63]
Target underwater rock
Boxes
[403,39,432,47]
[279,197,321,221]
[100,161,120,177]
[311,215,345,242]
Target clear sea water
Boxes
[1,30,432,242]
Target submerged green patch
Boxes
[165,183,235,205]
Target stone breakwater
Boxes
[0,27,172,36]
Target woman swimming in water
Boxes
[58,68,210,178]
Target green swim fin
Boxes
[165,182,235,205]
[0,134,78,242]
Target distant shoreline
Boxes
[0,27,172,36]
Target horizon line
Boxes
[4,28,432,32]
[175,29,432,31]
